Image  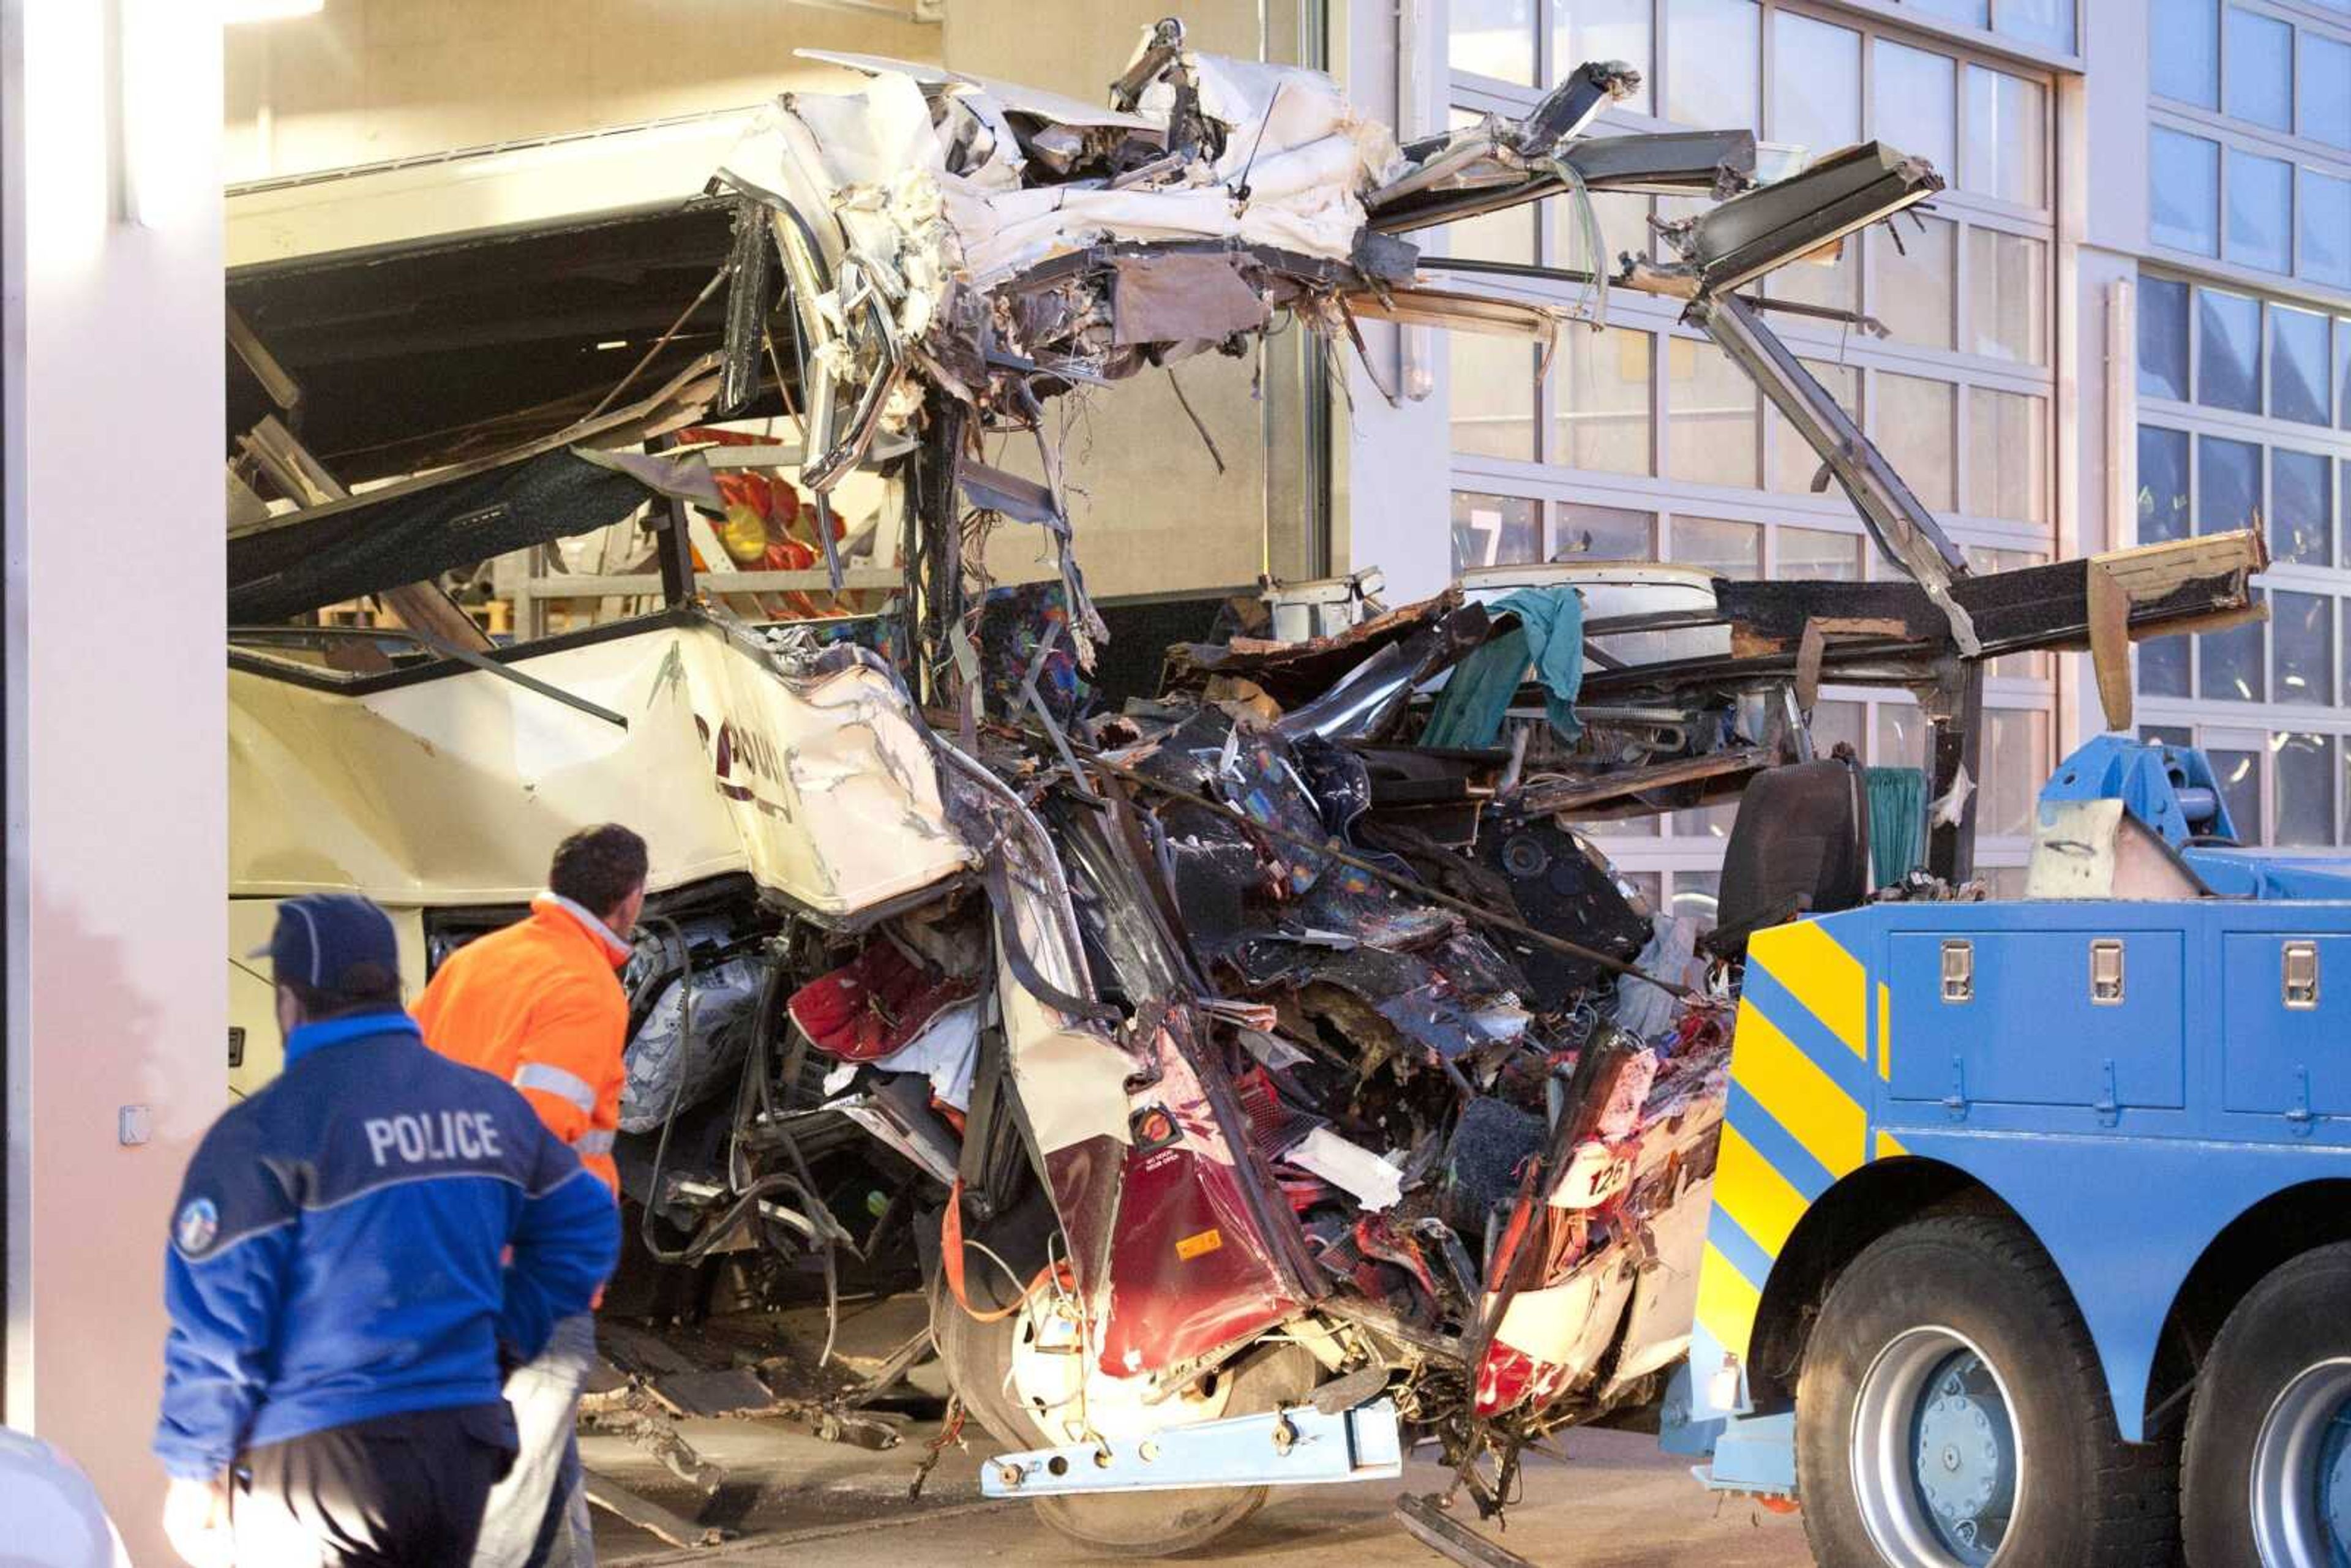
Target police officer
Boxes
[154,894,620,1568]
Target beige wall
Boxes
[225,0,1321,607]
[226,0,944,181]
[6,0,228,1558]
[943,0,1305,602]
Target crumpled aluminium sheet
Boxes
[713,50,1403,364]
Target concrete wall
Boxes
[3,0,228,1559]
[225,0,943,181]
[1337,0,1457,599]
[228,0,1311,606]
[942,0,1297,602]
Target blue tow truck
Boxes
[1675,733,2351,1567]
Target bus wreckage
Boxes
[225,20,2263,1558]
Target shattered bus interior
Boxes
[224,20,2263,1556]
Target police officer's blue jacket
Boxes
[154,1011,619,1480]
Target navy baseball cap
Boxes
[248,894,400,994]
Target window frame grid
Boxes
[1449,0,2061,883]
[2145,105,2351,292]
[2147,0,2351,162]
[1444,0,2083,99]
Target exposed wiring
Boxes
[634,918,843,1367]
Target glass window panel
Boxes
[1451,491,1541,574]
[1871,215,1957,350]
[1558,0,1655,114]
[2276,733,2335,847]
[1450,335,1536,460]
[1968,229,2047,362]
[1674,802,1740,839]
[1771,13,1861,163]
[1981,866,2030,900]
[2142,724,2196,747]
[1674,516,1763,579]
[1554,502,1654,560]
[1585,811,1659,842]
[1877,701,1928,770]
[2273,448,2334,565]
[1554,326,1653,475]
[1447,197,1538,266]
[1873,41,1958,180]
[1812,698,1867,762]
[2224,146,2294,274]
[2150,129,2221,255]
[1910,0,1990,32]
[2140,629,2192,695]
[1667,0,1760,131]
[2200,598,2267,700]
[2272,307,2333,426]
[1668,871,1720,932]
[1666,337,1760,487]
[1779,525,1865,580]
[2210,747,2262,842]
[1876,373,1957,511]
[1769,360,1856,493]
[2341,327,2351,431]
[1450,0,1535,84]
[2300,171,2351,290]
[2151,0,2220,106]
[1997,0,2074,54]
[2138,424,2192,543]
[2304,34,2351,151]
[2200,434,2262,535]
[1444,110,1537,266]
[2224,7,2294,132]
[1978,708,2049,838]
[1560,189,1654,275]
[2272,591,2334,707]
[2340,599,2351,697]
[1968,388,2049,523]
[1766,236,1859,312]
[2139,276,2191,399]
[2197,288,2263,413]
[1963,68,2047,208]
[1613,868,1661,904]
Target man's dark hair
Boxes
[283,967,402,1021]
[549,823,650,918]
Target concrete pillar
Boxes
[2,1,227,1559]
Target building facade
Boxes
[1340,0,2351,917]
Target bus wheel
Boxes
[1794,1212,2178,1566]
[2183,1240,2351,1567]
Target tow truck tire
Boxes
[2181,1240,2351,1567]
[928,1220,1318,1558]
[1794,1212,2178,1567]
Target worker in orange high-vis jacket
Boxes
[414,823,647,1568]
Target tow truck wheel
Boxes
[1795,1212,2178,1567]
[2181,1240,2351,1567]
[929,1209,1318,1557]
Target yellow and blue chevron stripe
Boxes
[1696,918,1903,1362]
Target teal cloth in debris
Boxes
[1865,766,1928,888]
[1420,588,1586,748]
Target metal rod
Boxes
[407,629,628,729]
[1074,749,1697,999]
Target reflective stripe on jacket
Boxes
[414,894,631,1191]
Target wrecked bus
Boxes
[224,24,2265,1558]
